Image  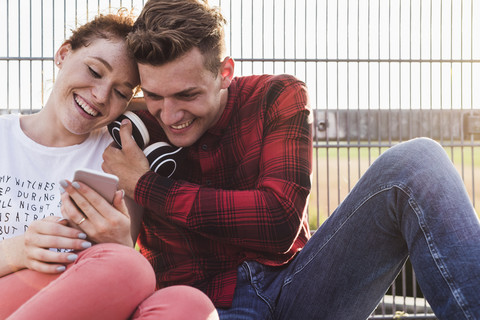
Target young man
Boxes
[102,0,480,318]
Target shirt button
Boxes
[201,144,208,151]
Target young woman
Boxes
[0,11,217,320]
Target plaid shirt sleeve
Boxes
[135,75,312,257]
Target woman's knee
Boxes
[132,285,219,320]
[75,243,156,293]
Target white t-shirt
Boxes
[0,114,112,241]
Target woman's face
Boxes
[52,38,139,136]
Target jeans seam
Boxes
[283,184,396,287]
[406,193,472,320]
[242,262,275,316]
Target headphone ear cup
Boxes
[143,142,183,178]
[107,111,150,149]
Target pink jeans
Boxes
[0,243,218,320]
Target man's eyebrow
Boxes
[93,56,135,89]
[175,87,198,95]
[141,88,160,97]
[141,87,198,97]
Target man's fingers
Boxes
[118,119,137,150]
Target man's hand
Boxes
[102,119,150,198]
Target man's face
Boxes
[138,48,231,147]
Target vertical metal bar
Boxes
[315,0,320,228]
[390,0,397,309]
[449,0,454,160]
[46,0,50,104]
[398,1,403,141]
[325,0,330,216]
[239,0,243,75]
[377,1,384,149]
[357,0,361,181]
[336,0,340,205]
[283,0,286,72]
[347,0,351,192]
[29,0,33,111]
[252,0,254,75]
[294,0,298,76]
[6,0,10,112]
[17,0,21,112]
[471,0,476,208]
[51,0,56,85]
[460,0,465,181]
[409,0,413,140]
[419,0,422,138]
[367,0,371,165]
[272,0,275,74]
[429,0,433,147]
[64,0,67,41]
[229,0,232,71]
[408,0,413,138]
[260,0,263,74]
[440,0,443,145]
[304,0,307,109]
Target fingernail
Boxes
[59,180,68,188]
[121,119,129,126]
[121,189,125,199]
[57,217,68,222]
[67,254,78,261]
[57,266,66,272]
[72,182,80,189]
[59,186,65,193]
[78,232,87,239]
[82,241,92,249]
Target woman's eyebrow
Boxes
[92,56,135,89]
[92,56,113,71]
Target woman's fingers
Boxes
[24,231,91,252]
[60,180,133,246]
[28,216,87,241]
[61,179,130,221]
[24,246,78,274]
[22,218,93,273]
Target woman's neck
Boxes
[19,107,90,147]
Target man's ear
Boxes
[219,57,234,89]
[54,42,72,68]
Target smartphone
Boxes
[73,168,119,204]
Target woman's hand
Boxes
[19,217,91,274]
[60,180,134,247]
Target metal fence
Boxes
[3,0,480,319]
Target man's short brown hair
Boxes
[128,0,226,75]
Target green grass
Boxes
[307,144,480,231]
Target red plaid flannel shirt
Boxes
[134,74,312,307]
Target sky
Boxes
[1,0,479,112]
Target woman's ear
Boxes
[219,57,235,89]
[54,42,72,68]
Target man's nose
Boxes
[160,99,184,126]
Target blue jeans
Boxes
[217,138,480,320]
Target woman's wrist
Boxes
[0,236,26,276]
